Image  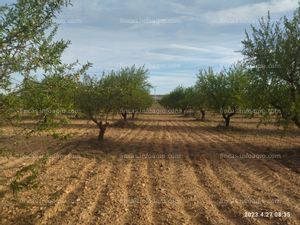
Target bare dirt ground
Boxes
[0,114,299,225]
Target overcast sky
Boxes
[2,0,298,94]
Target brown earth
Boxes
[0,114,299,225]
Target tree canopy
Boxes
[110,65,152,120]
[0,0,90,127]
[75,66,153,140]
[242,8,300,127]
[0,0,71,90]
[159,86,190,114]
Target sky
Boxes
[2,0,299,94]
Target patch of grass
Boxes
[51,131,74,141]
[10,154,49,194]
[10,171,39,194]
[0,147,11,157]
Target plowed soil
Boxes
[0,114,299,225]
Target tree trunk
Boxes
[97,122,108,141]
[43,114,48,123]
[200,109,205,121]
[224,116,230,127]
[121,112,127,121]
[222,107,236,127]
[98,128,105,141]
[89,115,109,141]
[132,111,136,119]
[181,108,185,115]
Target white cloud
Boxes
[144,51,204,62]
[205,0,298,24]
[51,0,297,93]
[169,44,211,52]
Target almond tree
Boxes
[159,86,190,115]
[0,0,87,126]
[196,64,248,127]
[128,88,153,119]
[242,5,300,128]
[20,65,88,125]
[75,75,112,141]
[114,66,152,121]
[186,86,206,121]
[0,0,71,90]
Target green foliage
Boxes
[76,65,153,120]
[186,86,206,110]
[51,131,73,140]
[0,0,71,90]
[15,64,90,133]
[160,86,190,113]
[0,92,22,125]
[20,73,80,122]
[75,74,112,121]
[112,65,153,119]
[160,86,206,119]
[242,5,300,128]
[10,154,49,194]
[0,0,91,129]
[196,63,248,126]
[75,65,152,140]
[74,72,118,140]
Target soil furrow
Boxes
[89,122,145,225]
[146,120,194,225]
[36,160,96,225]
[173,121,263,225]
[168,122,235,225]
[181,121,300,222]
[123,121,155,225]
[49,160,113,225]
[183,121,300,201]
